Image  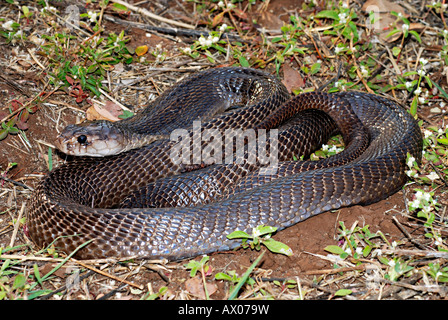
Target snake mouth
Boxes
[55,121,127,157]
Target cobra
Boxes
[26,67,422,260]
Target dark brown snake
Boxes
[26,67,422,260]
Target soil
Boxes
[0,0,445,300]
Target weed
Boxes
[227,225,293,256]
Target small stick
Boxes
[9,202,26,248]
[110,0,195,30]
[73,259,144,290]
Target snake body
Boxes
[27,67,422,260]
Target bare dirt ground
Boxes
[0,0,447,301]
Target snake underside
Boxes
[26,67,422,260]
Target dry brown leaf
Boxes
[185,276,217,299]
[86,101,124,122]
[281,63,304,93]
[362,0,405,14]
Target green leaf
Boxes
[33,264,42,286]
[310,62,321,75]
[410,96,418,117]
[392,46,401,56]
[386,28,402,39]
[334,288,352,296]
[215,272,233,281]
[255,225,277,236]
[112,3,128,11]
[227,230,251,239]
[262,238,293,256]
[118,110,134,119]
[324,245,346,255]
[0,129,8,140]
[13,273,26,290]
[8,126,19,134]
[314,10,340,20]
[363,245,372,257]
[238,55,250,67]
[409,30,421,43]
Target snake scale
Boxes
[27,67,422,260]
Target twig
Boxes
[37,270,97,300]
[0,176,33,190]
[111,59,198,93]
[392,215,428,250]
[304,264,368,275]
[98,88,131,111]
[9,202,26,248]
[103,14,247,42]
[73,259,144,289]
[109,0,195,29]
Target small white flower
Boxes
[415,190,424,200]
[13,30,23,38]
[321,144,329,151]
[219,24,228,33]
[407,156,415,168]
[418,96,427,104]
[388,260,396,267]
[212,36,219,43]
[417,69,426,76]
[253,227,261,237]
[198,36,207,46]
[360,65,369,77]
[424,129,432,138]
[2,21,14,31]
[373,249,382,256]
[414,87,422,96]
[40,6,57,14]
[408,199,420,208]
[338,12,347,24]
[427,172,439,181]
[402,24,409,32]
[183,47,192,54]
[405,81,413,89]
[406,169,415,177]
[420,58,428,65]
[87,11,98,23]
[218,1,225,8]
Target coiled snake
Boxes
[27,67,422,260]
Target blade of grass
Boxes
[28,239,94,291]
[228,251,265,300]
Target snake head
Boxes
[54,121,127,157]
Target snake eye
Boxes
[77,135,88,144]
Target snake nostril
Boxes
[77,135,88,144]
